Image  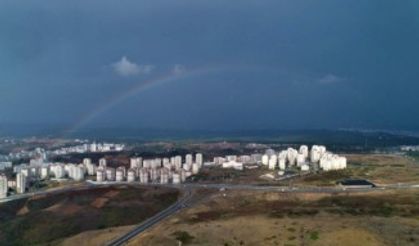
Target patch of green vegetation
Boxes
[27,180,49,192]
[302,170,352,185]
[310,231,319,240]
[172,231,194,244]
[376,202,393,217]
[0,198,27,221]
[269,208,319,218]
[27,194,65,210]
[407,151,419,162]
[264,235,277,241]
[96,223,106,229]
[188,210,226,223]
[238,199,251,207]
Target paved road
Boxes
[172,183,414,194]
[107,189,193,246]
[3,179,419,204]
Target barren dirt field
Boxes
[58,225,135,246]
[127,189,419,246]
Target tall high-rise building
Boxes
[195,153,203,167]
[185,154,193,165]
[83,158,92,166]
[130,157,141,169]
[72,166,85,181]
[86,163,97,176]
[99,158,107,167]
[16,173,26,194]
[0,174,8,198]
[174,156,182,169]
[90,142,97,152]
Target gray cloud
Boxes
[112,56,154,77]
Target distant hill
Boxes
[1,124,419,148]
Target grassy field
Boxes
[127,189,419,246]
[193,154,419,187]
[191,166,273,184]
[292,154,419,186]
[0,185,179,246]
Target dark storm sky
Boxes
[1,0,419,131]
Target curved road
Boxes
[107,189,193,246]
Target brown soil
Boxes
[16,205,30,216]
[45,201,83,215]
[58,225,135,246]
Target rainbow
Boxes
[62,66,218,136]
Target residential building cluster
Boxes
[0,142,125,162]
[0,153,204,198]
[400,145,419,151]
[95,153,204,184]
[0,172,26,198]
[50,142,125,155]
[211,145,347,172]
[0,144,347,199]
[0,147,47,162]
[0,161,12,171]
